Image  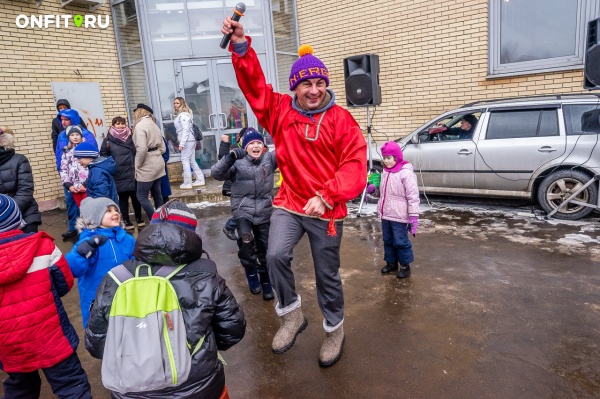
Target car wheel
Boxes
[537,170,598,220]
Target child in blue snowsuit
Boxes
[74,141,119,204]
[66,197,136,327]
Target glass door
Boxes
[175,59,252,171]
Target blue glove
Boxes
[76,235,108,259]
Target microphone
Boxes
[220,2,246,49]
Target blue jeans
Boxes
[63,186,79,231]
[381,219,414,265]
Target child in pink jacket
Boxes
[373,141,420,278]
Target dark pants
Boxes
[235,217,270,274]
[21,223,39,234]
[63,186,79,231]
[118,190,143,223]
[382,219,414,265]
[2,352,91,399]
[267,209,344,327]
[136,179,163,219]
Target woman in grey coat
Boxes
[211,128,276,301]
[132,104,166,219]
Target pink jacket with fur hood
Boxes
[377,163,420,223]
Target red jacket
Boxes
[0,231,79,372]
[231,38,367,233]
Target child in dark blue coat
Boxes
[74,141,119,204]
[66,197,136,327]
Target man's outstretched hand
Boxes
[222,16,247,44]
[303,196,326,217]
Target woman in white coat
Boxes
[174,97,205,189]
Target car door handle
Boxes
[457,149,473,155]
[538,146,557,153]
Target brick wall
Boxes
[0,1,126,209]
[295,0,587,142]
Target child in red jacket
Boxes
[0,194,91,398]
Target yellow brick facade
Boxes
[0,1,125,210]
[296,0,588,142]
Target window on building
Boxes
[489,0,599,77]
[272,0,298,92]
[112,0,148,121]
[486,109,559,139]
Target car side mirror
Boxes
[414,132,429,143]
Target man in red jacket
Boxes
[222,18,367,367]
[0,194,91,398]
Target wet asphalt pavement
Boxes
[1,199,599,399]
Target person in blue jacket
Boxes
[74,142,119,204]
[66,197,136,327]
[55,108,97,171]
[55,108,99,239]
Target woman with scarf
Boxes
[100,116,143,230]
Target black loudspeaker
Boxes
[343,54,382,107]
[584,17,600,90]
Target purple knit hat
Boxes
[381,141,409,173]
[289,44,330,91]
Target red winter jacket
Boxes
[0,231,79,373]
[231,38,367,233]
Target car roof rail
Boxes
[461,93,600,108]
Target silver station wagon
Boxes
[373,94,600,220]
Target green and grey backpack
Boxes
[101,263,203,394]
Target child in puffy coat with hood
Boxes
[66,197,136,327]
[373,141,420,279]
[85,199,246,399]
[0,194,92,398]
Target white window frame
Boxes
[488,0,600,78]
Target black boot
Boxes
[245,268,262,294]
[259,271,274,301]
[381,262,398,274]
[397,264,411,279]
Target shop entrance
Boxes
[166,58,252,172]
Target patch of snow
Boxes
[187,201,229,209]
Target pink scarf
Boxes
[109,126,131,142]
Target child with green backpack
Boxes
[85,199,246,398]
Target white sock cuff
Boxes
[323,318,343,333]
[275,295,301,316]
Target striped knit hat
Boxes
[74,141,99,159]
[151,199,197,231]
[0,194,23,233]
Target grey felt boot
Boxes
[319,324,345,367]
[271,307,307,354]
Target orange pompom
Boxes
[298,44,314,57]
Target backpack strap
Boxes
[154,264,186,280]
[107,264,134,285]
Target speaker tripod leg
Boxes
[356,180,368,217]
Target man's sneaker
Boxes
[222,226,237,241]
[61,230,78,239]
[180,183,193,189]
[136,218,145,227]
[192,180,205,187]
[124,221,135,230]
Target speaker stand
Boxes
[357,106,374,217]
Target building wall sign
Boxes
[51,82,108,147]
[15,14,110,29]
